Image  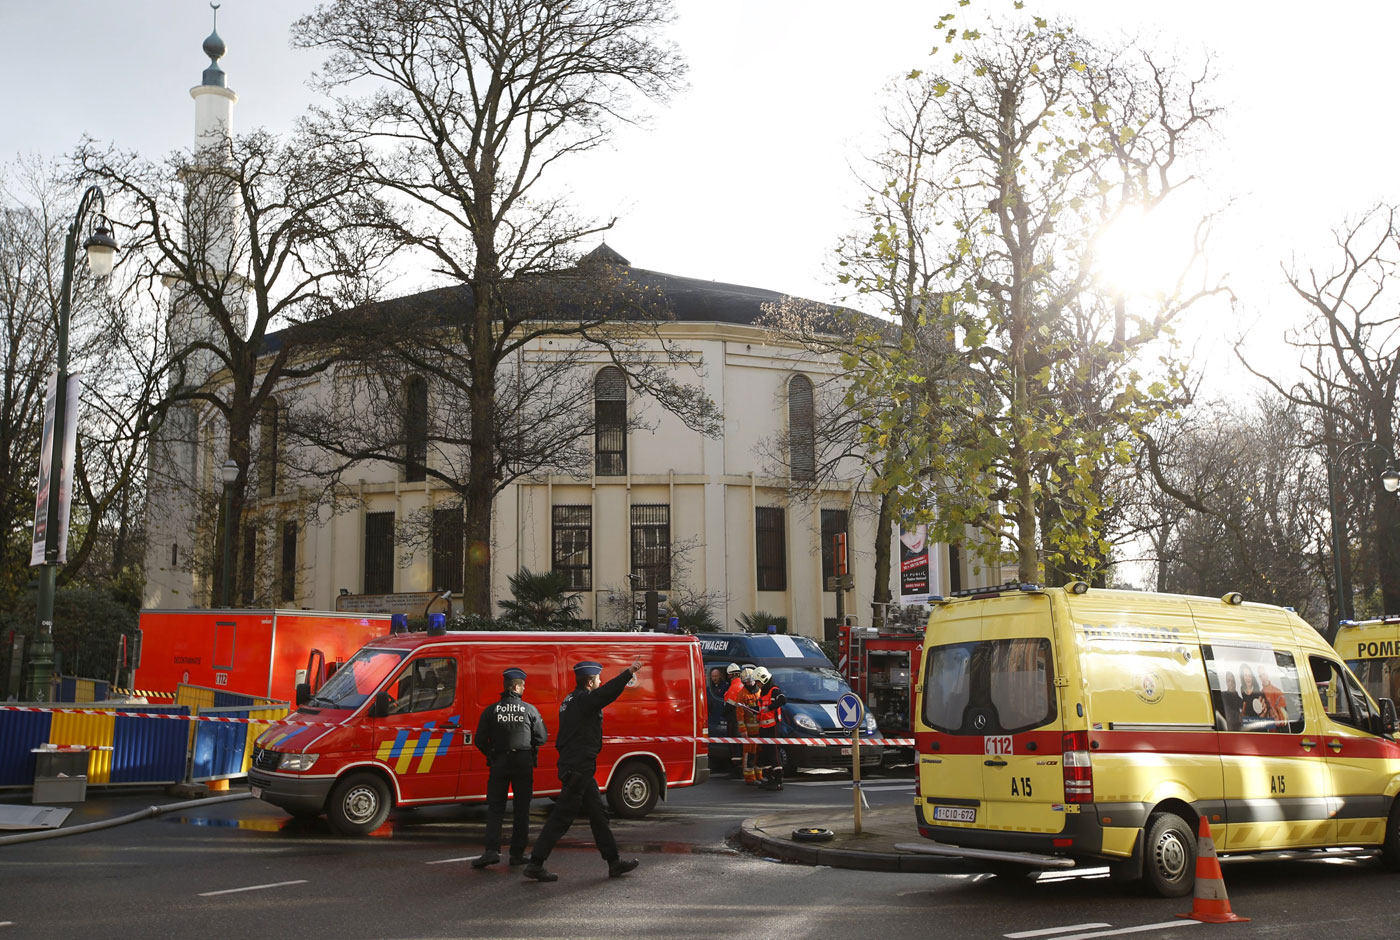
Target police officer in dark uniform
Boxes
[472,667,547,868]
[522,658,643,882]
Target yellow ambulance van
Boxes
[912,584,1400,897]
[1335,616,1400,707]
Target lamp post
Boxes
[25,186,119,703]
[219,459,239,608]
[1326,439,1400,627]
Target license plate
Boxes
[840,747,852,756]
[250,786,262,799]
[933,805,976,823]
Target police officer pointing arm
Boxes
[472,668,547,868]
[522,657,643,883]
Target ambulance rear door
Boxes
[975,591,1067,833]
[920,590,1064,834]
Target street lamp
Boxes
[1326,439,1398,626]
[219,459,239,608]
[25,186,119,703]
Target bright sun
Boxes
[1093,202,1200,298]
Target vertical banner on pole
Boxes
[30,373,82,566]
[898,523,943,605]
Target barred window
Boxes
[258,399,279,498]
[552,505,593,590]
[432,507,464,593]
[948,542,963,594]
[630,504,670,590]
[364,511,395,594]
[756,506,786,591]
[595,367,627,476]
[405,375,428,483]
[821,508,848,591]
[788,374,815,481]
[280,520,297,603]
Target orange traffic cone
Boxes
[1177,816,1249,924]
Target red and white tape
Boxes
[0,706,916,746]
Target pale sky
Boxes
[4,0,1398,391]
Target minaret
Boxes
[144,6,248,609]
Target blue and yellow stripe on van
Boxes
[375,716,460,774]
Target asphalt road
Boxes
[3,766,1400,939]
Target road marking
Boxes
[198,880,307,897]
[0,922,13,928]
[1023,923,1201,940]
[1006,926,1111,938]
[426,856,476,865]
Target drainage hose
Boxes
[0,792,253,846]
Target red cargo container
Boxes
[133,609,392,703]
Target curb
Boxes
[738,815,965,874]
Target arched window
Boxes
[405,375,428,482]
[788,374,815,481]
[257,399,279,497]
[595,367,627,476]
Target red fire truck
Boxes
[248,629,708,835]
[838,622,924,757]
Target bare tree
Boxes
[291,0,720,614]
[0,159,162,608]
[77,129,391,605]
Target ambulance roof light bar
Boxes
[948,582,1043,600]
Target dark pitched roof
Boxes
[264,250,828,353]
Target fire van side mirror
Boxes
[295,683,311,707]
[1378,698,1397,737]
[370,690,391,719]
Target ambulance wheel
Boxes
[1143,812,1196,898]
[607,761,660,819]
[327,772,392,836]
[1381,803,1400,870]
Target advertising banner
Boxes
[898,523,942,605]
[30,373,82,566]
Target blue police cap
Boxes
[572,661,604,678]
[503,668,527,682]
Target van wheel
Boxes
[1381,804,1400,870]
[327,772,392,836]
[1143,812,1196,898]
[607,762,660,819]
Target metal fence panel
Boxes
[0,709,53,786]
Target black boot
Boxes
[608,858,640,878]
[471,851,500,868]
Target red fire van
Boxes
[247,630,708,835]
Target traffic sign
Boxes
[836,692,864,729]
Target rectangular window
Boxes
[279,520,297,603]
[431,507,464,593]
[552,505,593,590]
[364,511,396,594]
[756,506,786,591]
[239,526,258,606]
[948,543,963,594]
[1310,656,1376,732]
[1205,645,1305,734]
[820,509,848,591]
[630,504,670,590]
[922,638,1056,735]
[596,398,627,476]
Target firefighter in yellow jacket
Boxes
[735,665,762,784]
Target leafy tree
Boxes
[498,567,585,631]
[840,18,1222,585]
[291,0,718,616]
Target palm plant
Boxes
[498,568,585,631]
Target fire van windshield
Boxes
[306,647,407,710]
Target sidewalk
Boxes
[738,805,968,873]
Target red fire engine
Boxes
[838,621,924,755]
